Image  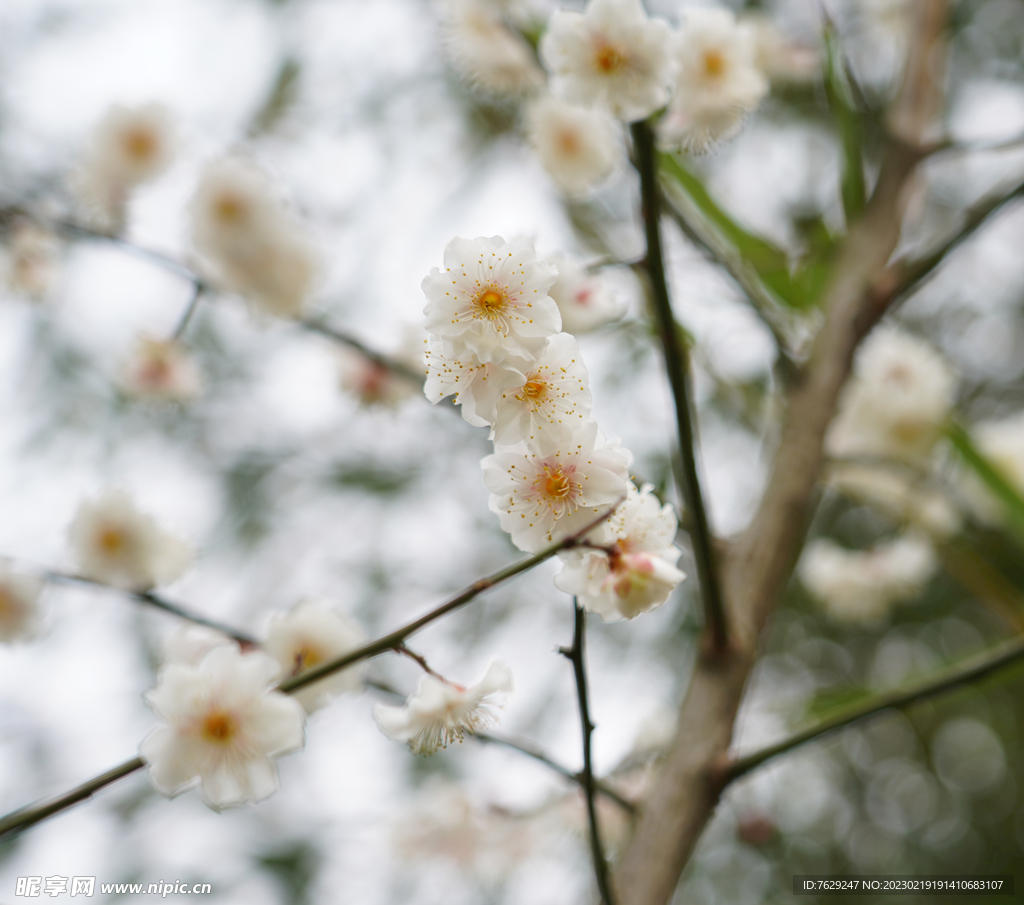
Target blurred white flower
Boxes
[140,644,305,809]
[556,482,684,620]
[827,328,957,463]
[72,103,176,231]
[68,488,191,591]
[190,157,319,318]
[119,337,202,402]
[492,332,593,453]
[3,221,60,300]
[481,420,631,552]
[161,624,234,667]
[525,94,621,195]
[440,0,544,99]
[744,13,820,84]
[0,566,43,643]
[422,235,560,364]
[374,659,513,755]
[547,255,622,334]
[424,338,528,426]
[338,327,424,409]
[262,598,364,713]
[960,413,1024,525]
[659,8,768,154]
[540,0,674,122]
[798,534,937,626]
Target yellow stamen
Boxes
[595,44,625,73]
[201,711,235,744]
[703,49,726,78]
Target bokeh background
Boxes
[2,0,1024,902]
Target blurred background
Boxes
[2,0,1024,902]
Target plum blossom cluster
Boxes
[422,234,685,622]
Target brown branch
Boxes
[613,5,947,903]
[560,601,616,905]
[630,119,728,654]
[728,633,1024,780]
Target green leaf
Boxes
[948,421,1024,545]
[824,26,866,222]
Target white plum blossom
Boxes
[659,8,768,153]
[548,255,622,334]
[73,103,176,231]
[190,157,319,318]
[119,337,202,402]
[525,94,621,195]
[0,566,44,643]
[555,482,685,620]
[960,413,1024,525]
[374,659,513,755]
[491,332,592,453]
[162,624,234,667]
[140,644,305,809]
[481,421,631,552]
[540,0,674,122]
[338,327,425,409]
[424,338,528,426]
[3,221,60,300]
[798,534,937,626]
[69,488,191,591]
[744,13,819,84]
[262,598,364,713]
[440,0,545,99]
[827,328,957,463]
[422,235,561,364]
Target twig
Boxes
[0,504,623,842]
[728,633,1024,780]
[0,757,145,840]
[630,120,728,654]
[297,315,426,387]
[393,643,447,680]
[171,282,205,340]
[560,601,616,905]
[44,571,257,646]
[278,501,622,695]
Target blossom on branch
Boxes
[119,337,203,402]
[73,103,176,231]
[826,328,956,463]
[540,0,674,122]
[440,0,544,99]
[556,482,685,620]
[525,94,621,195]
[262,598,364,713]
[140,644,305,809]
[659,8,768,153]
[491,331,593,453]
[374,659,513,755]
[3,221,60,300]
[424,338,527,426]
[0,566,43,643]
[190,158,319,318]
[422,235,560,364]
[481,420,631,552]
[69,488,191,592]
[798,534,937,626]
[547,255,622,334]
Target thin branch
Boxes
[630,120,727,654]
[0,505,623,842]
[0,757,144,841]
[278,501,622,695]
[560,601,616,905]
[44,571,257,646]
[393,643,447,680]
[297,315,426,387]
[171,282,205,340]
[728,633,1024,780]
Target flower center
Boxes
[595,44,625,74]
[703,49,726,78]
[0,589,13,620]
[124,128,157,161]
[473,287,508,320]
[292,643,323,675]
[214,194,246,224]
[201,710,236,744]
[521,379,547,401]
[544,469,573,500]
[98,528,125,554]
[557,128,581,156]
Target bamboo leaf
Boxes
[948,421,1024,544]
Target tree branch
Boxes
[171,282,206,340]
[630,119,727,654]
[728,633,1024,780]
[614,5,947,902]
[297,315,425,388]
[560,601,616,905]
